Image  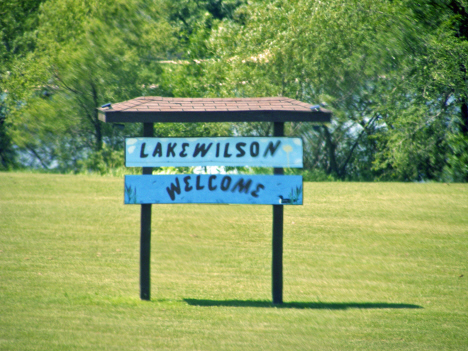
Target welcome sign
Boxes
[125,137,303,168]
[104,97,330,303]
[124,137,304,206]
[125,174,303,205]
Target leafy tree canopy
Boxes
[1,0,467,180]
[200,0,468,181]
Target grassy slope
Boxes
[0,173,467,350]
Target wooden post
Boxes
[272,121,284,304]
[140,123,153,300]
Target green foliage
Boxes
[9,94,79,169]
[3,0,175,172]
[2,0,468,180]
[2,0,244,174]
[77,146,125,175]
[33,0,174,148]
[204,0,413,179]
[443,132,468,182]
[370,0,468,181]
[163,0,245,58]
[0,0,47,167]
[0,0,45,63]
[198,0,468,181]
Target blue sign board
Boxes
[125,174,303,205]
[125,137,303,168]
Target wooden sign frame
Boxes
[137,123,291,303]
[98,96,332,304]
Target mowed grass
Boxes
[0,172,467,350]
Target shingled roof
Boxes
[98,96,331,123]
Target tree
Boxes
[162,0,245,59]
[372,0,468,181]
[204,0,412,179]
[4,0,245,173]
[0,0,47,169]
[4,0,467,180]
[201,0,468,181]
[6,0,175,172]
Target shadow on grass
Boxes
[184,299,422,310]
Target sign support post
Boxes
[140,122,153,301]
[272,122,284,304]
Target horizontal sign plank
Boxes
[124,175,303,205]
[125,137,303,168]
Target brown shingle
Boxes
[103,96,316,112]
[98,96,331,123]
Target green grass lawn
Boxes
[0,172,467,350]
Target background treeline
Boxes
[1,0,467,181]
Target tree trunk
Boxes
[461,100,468,135]
[90,81,103,151]
[322,125,339,177]
[0,117,12,168]
[93,108,103,152]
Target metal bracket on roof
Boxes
[310,104,321,111]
